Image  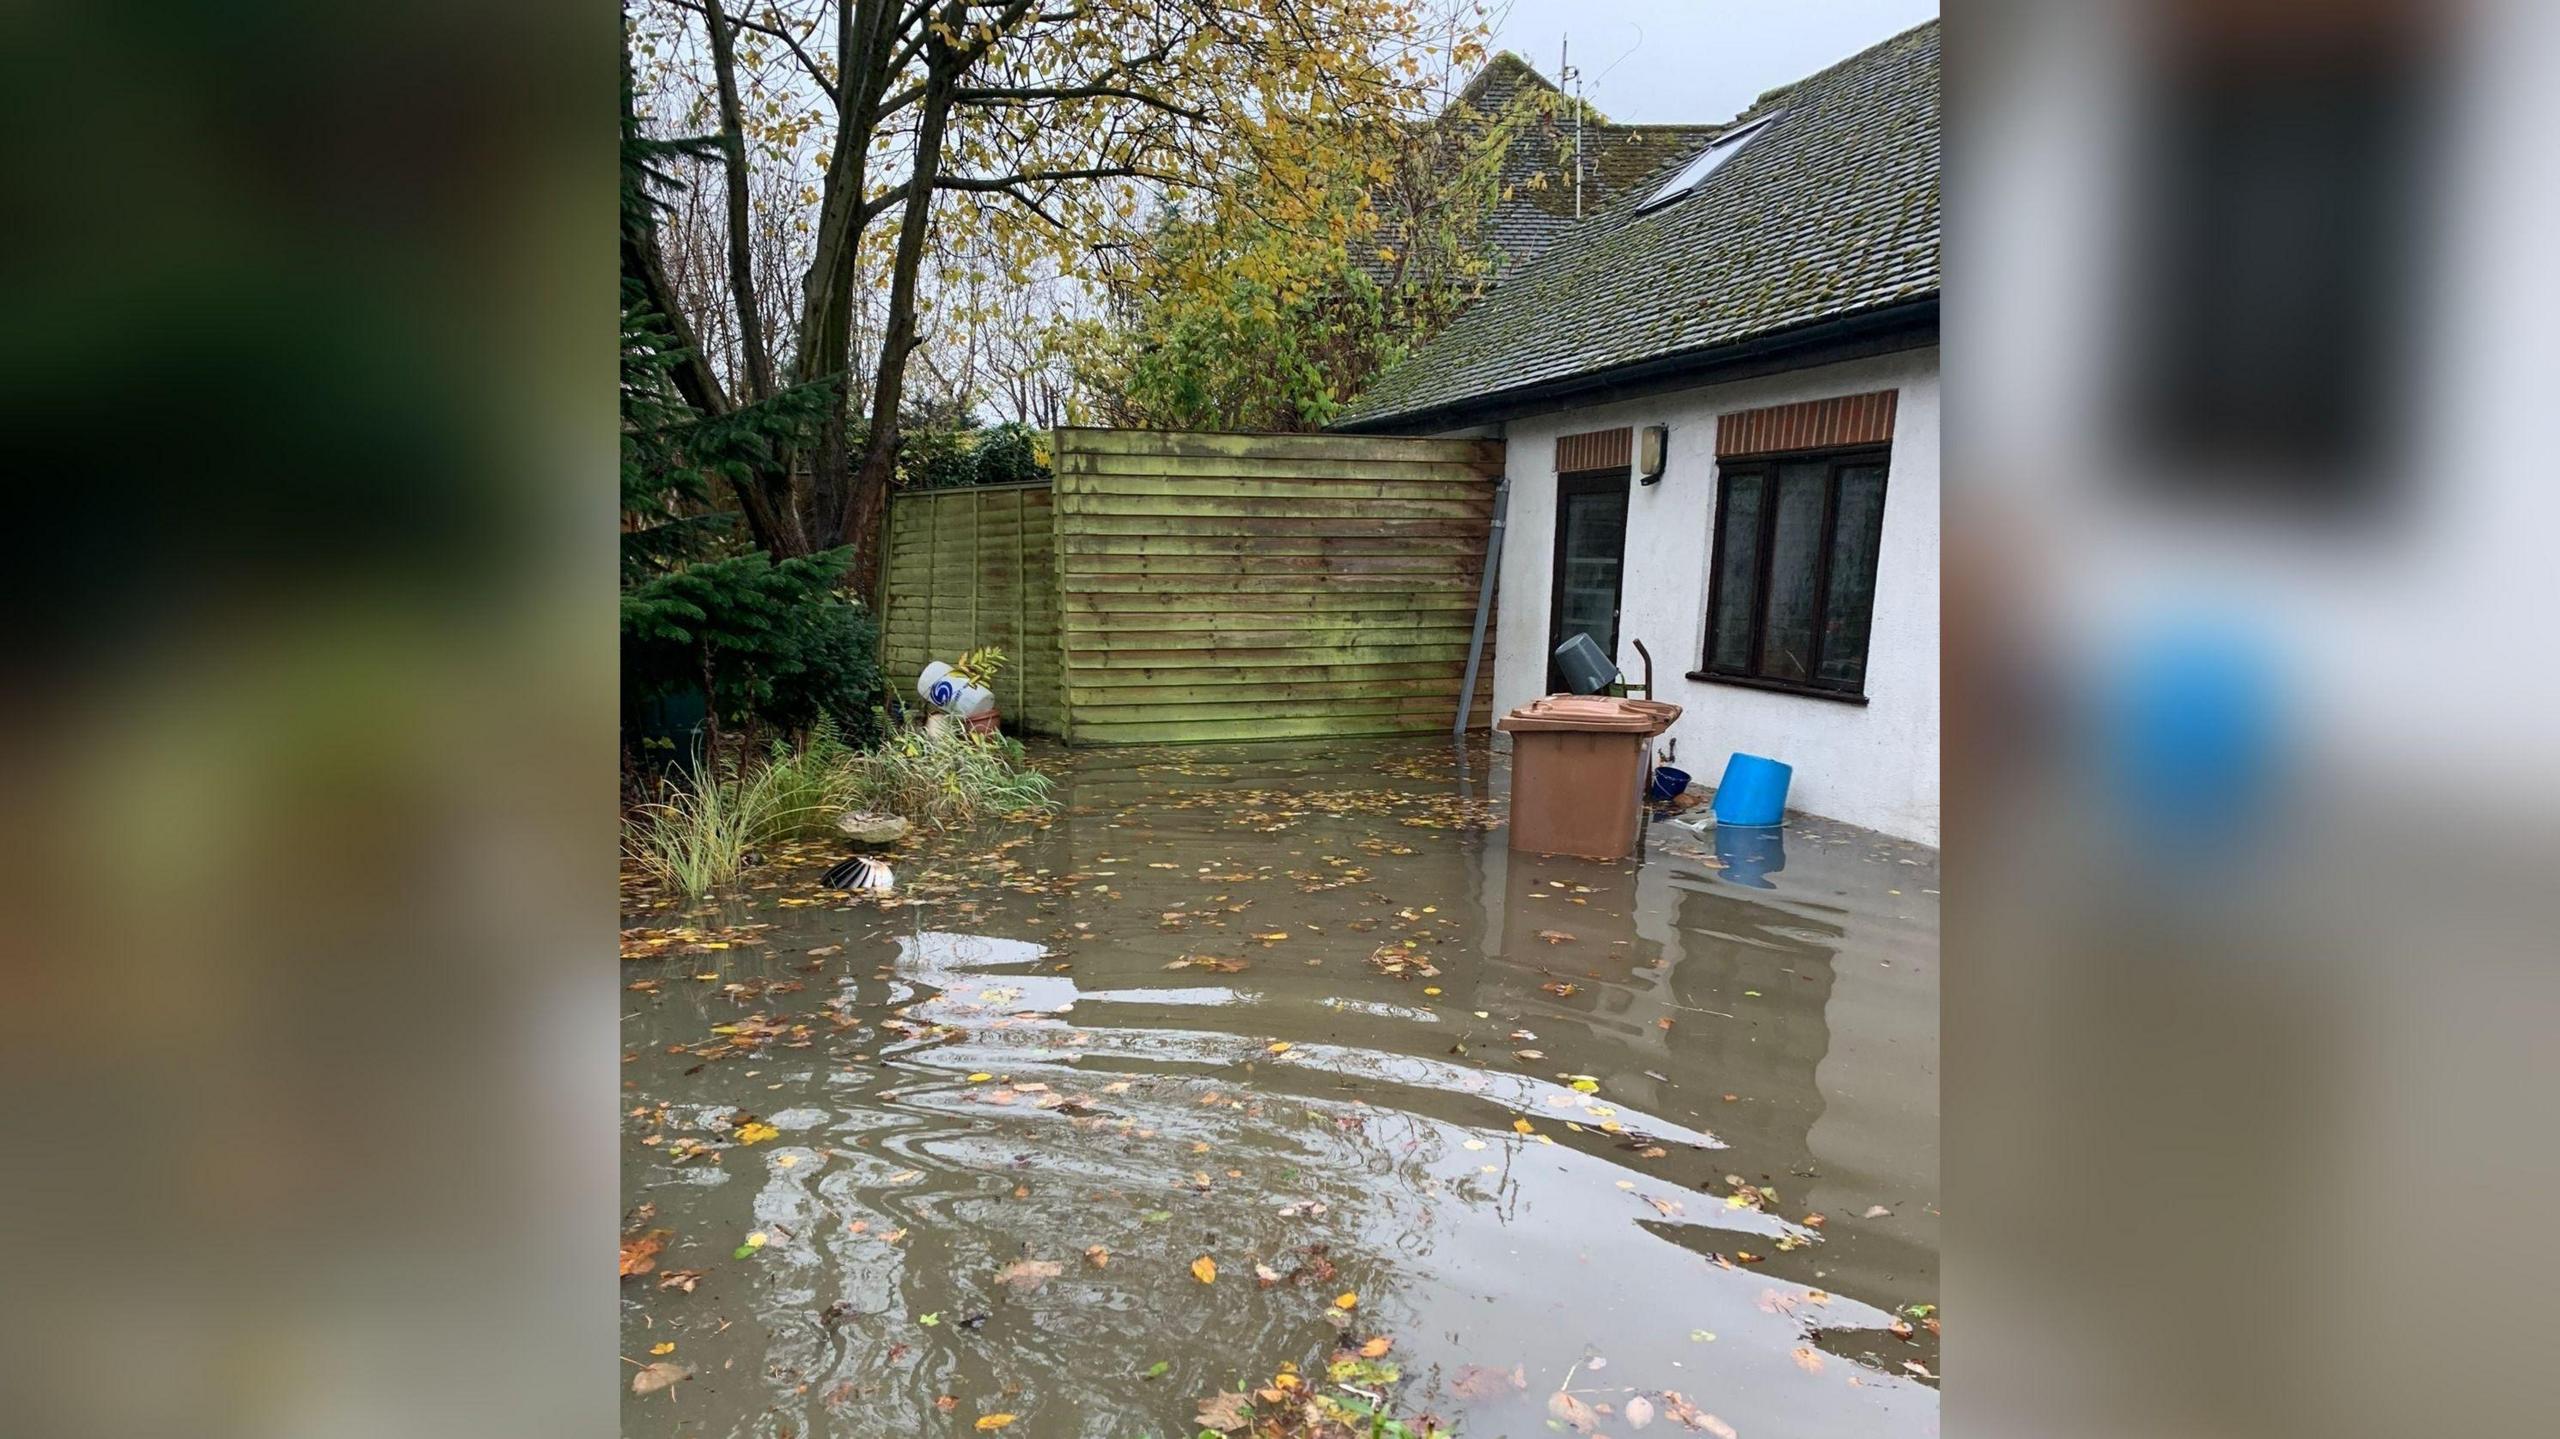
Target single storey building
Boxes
[1337,22,1940,845]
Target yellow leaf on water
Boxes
[1513,1119,1535,1134]
[975,1415,1017,1431]
[968,1073,993,1082]
[1266,1041,1292,1054]
[1570,1078,1600,1093]
[1334,1291,1358,1309]
[742,1231,767,1249]
[1191,1255,1218,1284]
[1359,1336,1393,1357]
[649,1341,675,1355]
[735,1122,779,1145]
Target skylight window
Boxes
[1639,112,1782,212]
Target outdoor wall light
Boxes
[1638,424,1669,485]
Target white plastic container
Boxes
[917,661,955,704]
[917,661,994,716]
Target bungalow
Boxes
[1335,21,1940,845]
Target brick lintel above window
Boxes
[1715,390,1898,459]
[1555,426,1633,474]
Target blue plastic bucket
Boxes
[1647,765,1692,802]
[1711,753,1792,827]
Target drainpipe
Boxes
[1454,469,1510,735]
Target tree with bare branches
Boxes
[624,0,1472,592]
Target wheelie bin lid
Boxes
[1496,695,1683,735]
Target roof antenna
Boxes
[1559,36,1582,218]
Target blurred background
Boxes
[2,0,2555,1436]
[0,3,615,1436]
[1947,1,2560,1436]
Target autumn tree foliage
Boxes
[625,0,1482,590]
[1068,46,1543,432]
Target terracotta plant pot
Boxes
[965,708,1002,737]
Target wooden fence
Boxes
[1050,428,1500,744]
[877,482,1066,735]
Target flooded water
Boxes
[621,738,1939,1438]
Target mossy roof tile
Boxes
[1340,21,1940,430]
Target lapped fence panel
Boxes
[1051,428,1500,745]
[878,482,1064,736]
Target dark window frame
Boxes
[1547,465,1632,693]
[1689,444,1890,704]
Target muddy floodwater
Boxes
[621,738,1939,1438]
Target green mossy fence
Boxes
[879,428,1500,744]
[877,481,1066,735]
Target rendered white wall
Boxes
[1470,348,1941,845]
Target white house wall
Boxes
[1466,348,1940,845]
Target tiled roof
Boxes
[1360,53,1720,289]
[1339,21,1940,430]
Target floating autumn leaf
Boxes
[1190,1255,1218,1284]
[1542,981,1577,997]
[657,1268,705,1292]
[631,1361,691,1396]
[1450,1364,1526,1399]
[649,1341,675,1355]
[1569,1076,1600,1093]
[1791,1346,1827,1374]
[1083,1245,1109,1268]
[732,1231,769,1260]
[1624,1393,1655,1429]
[975,1414,1018,1430]
[1254,1262,1283,1285]
[1536,929,1575,943]
[1252,931,1290,942]
[1332,1291,1358,1309]
[1513,1118,1535,1134]
[1548,1390,1600,1432]
[734,1121,779,1145]
[1166,955,1249,973]
[993,1258,1064,1292]
[1903,1360,1937,1380]
[1196,1391,1253,1433]
[1358,1336,1393,1358]
[1265,1041,1292,1054]
[619,1228,670,1278]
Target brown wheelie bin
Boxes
[1496,696,1682,859]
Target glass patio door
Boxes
[1548,472,1629,692]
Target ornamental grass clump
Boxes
[626,719,1051,897]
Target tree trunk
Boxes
[702,0,774,402]
[794,0,897,567]
[840,58,958,595]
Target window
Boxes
[1695,448,1889,700]
[1639,113,1781,212]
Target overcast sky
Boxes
[1478,0,1939,125]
